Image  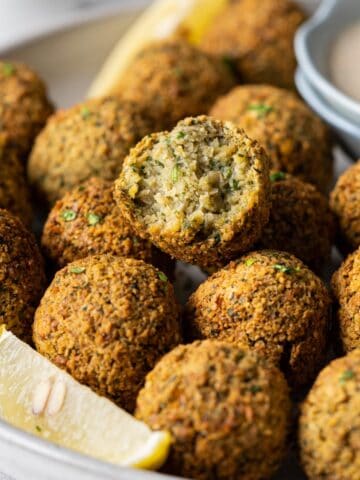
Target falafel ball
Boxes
[200,0,306,89]
[257,172,334,273]
[210,85,333,193]
[28,97,154,204]
[332,247,360,352]
[0,209,46,343]
[136,340,291,480]
[0,133,33,226]
[114,116,270,270]
[299,349,360,480]
[186,250,331,388]
[0,60,53,159]
[330,160,360,254]
[41,177,173,275]
[116,40,235,131]
[33,255,181,412]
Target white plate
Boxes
[0,1,353,479]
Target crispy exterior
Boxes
[186,250,331,388]
[330,160,360,254]
[28,97,154,204]
[332,248,360,352]
[0,133,33,226]
[0,209,46,343]
[201,0,306,89]
[257,172,334,273]
[136,340,291,480]
[117,40,235,131]
[299,349,360,480]
[41,177,172,273]
[114,116,270,270]
[210,85,333,193]
[0,61,53,159]
[33,255,181,412]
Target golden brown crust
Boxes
[0,209,46,343]
[136,340,291,480]
[0,133,33,226]
[257,172,334,273]
[28,97,154,204]
[114,116,270,270]
[210,85,333,193]
[117,40,235,131]
[331,247,360,352]
[299,349,360,480]
[33,255,181,412]
[0,61,53,159]
[201,0,306,89]
[330,160,360,254]
[41,177,173,275]
[186,250,331,388]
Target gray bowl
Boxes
[295,0,360,124]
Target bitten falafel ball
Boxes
[332,247,360,352]
[330,160,360,254]
[299,349,360,480]
[114,116,270,270]
[0,60,53,159]
[33,255,181,412]
[200,0,306,89]
[28,97,154,204]
[210,85,333,193]
[257,172,334,273]
[116,40,235,131]
[136,340,291,480]
[0,133,33,226]
[0,209,46,343]
[41,177,173,275]
[186,250,331,388]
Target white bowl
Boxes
[295,68,360,158]
[295,0,360,124]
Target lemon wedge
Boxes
[0,328,171,470]
[87,0,228,98]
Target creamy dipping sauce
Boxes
[330,21,360,103]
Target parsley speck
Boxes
[171,165,180,183]
[61,209,77,222]
[87,212,102,226]
[3,63,14,76]
[158,272,168,282]
[247,103,274,118]
[249,385,262,394]
[274,263,293,274]
[35,425,42,433]
[70,266,86,274]
[176,131,186,139]
[245,258,255,267]
[339,369,355,383]
[270,171,286,182]
[81,106,91,119]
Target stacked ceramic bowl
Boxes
[295,0,360,158]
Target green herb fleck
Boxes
[339,369,355,383]
[61,209,77,222]
[248,103,274,118]
[273,263,293,274]
[3,63,14,76]
[270,171,286,182]
[222,166,232,179]
[70,266,86,274]
[154,159,164,168]
[35,425,42,433]
[171,164,180,183]
[81,106,91,119]
[245,258,255,267]
[249,385,262,394]
[87,212,102,226]
[230,179,240,191]
[176,131,186,139]
[158,272,168,283]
